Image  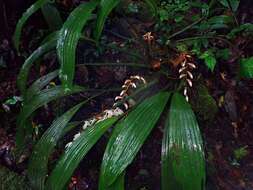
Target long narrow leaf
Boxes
[161,93,205,190]
[13,0,50,52]
[94,0,120,41]
[57,1,98,89]
[17,39,57,96]
[99,92,170,189]
[42,3,63,31]
[28,101,85,190]
[16,85,85,150]
[25,70,59,101]
[46,117,118,190]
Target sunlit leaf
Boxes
[161,93,205,190]
[240,57,253,78]
[94,0,120,41]
[99,92,170,189]
[57,0,98,89]
[17,39,57,96]
[28,101,85,190]
[46,117,118,190]
[13,0,51,52]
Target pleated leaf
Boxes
[57,0,98,89]
[99,92,170,189]
[161,93,205,190]
[42,3,63,31]
[13,0,50,52]
[94,0,120,41]
[16,85,85,149]
[25,70,59,102]
[28,101,85,190]
[17,39,57,96]
[46,117,118,190]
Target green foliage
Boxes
[42,3,63,31]
[57,1,98,89]
[233,146,249,161]
[94,0,121,41]
[192,84,218,121]
[240,57,253,78]
[17,39,57,96]
[14,0,252,189]
[16,85,85,151]
[200,50,217,72]
[218,0,240,12]
[0,166,31,190]
[13,0,51,53]
[99,92,170,189]
[162,93,205,190]
[46,117,118,190]
[28,101,85,190]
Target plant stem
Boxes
[167,17,204,40]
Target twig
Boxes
[167,17,204,40]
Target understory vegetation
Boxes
[0,0,252,189]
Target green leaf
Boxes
[208,15,233,29]
[13,0,51,52]
[161,93,205,190]
[240,57,253,78]
[94,0,120,41]
[99,92,170,189]
[28,101,85,190]
[57,1,98,89]
[17,39,57,96]
[143,0,158,17]
[46,117,118,190]
[200,51,217,71]
[16,85,85,150]
[42,3,63,31]
[219,0,240,12]
[108,172,125,190]
[25,70,59,102]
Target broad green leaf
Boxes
[57,1,98,89]
[240,57,253,78]
[28,101,85,190]
[42,3,63,31]
[200,51,217,71]
[208,15,233,29]
[219,0,240,12]
[25,70,59,102]
[227,23,253,38]
[99,92,170,189]
[143,0,158,16]
[17,39,57,96]
[46,117,118,190]
[13,0,51,52]
[161,93,205,190]
[16,85,85,150]
[94,0,120,41]
[108,172,125,190]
